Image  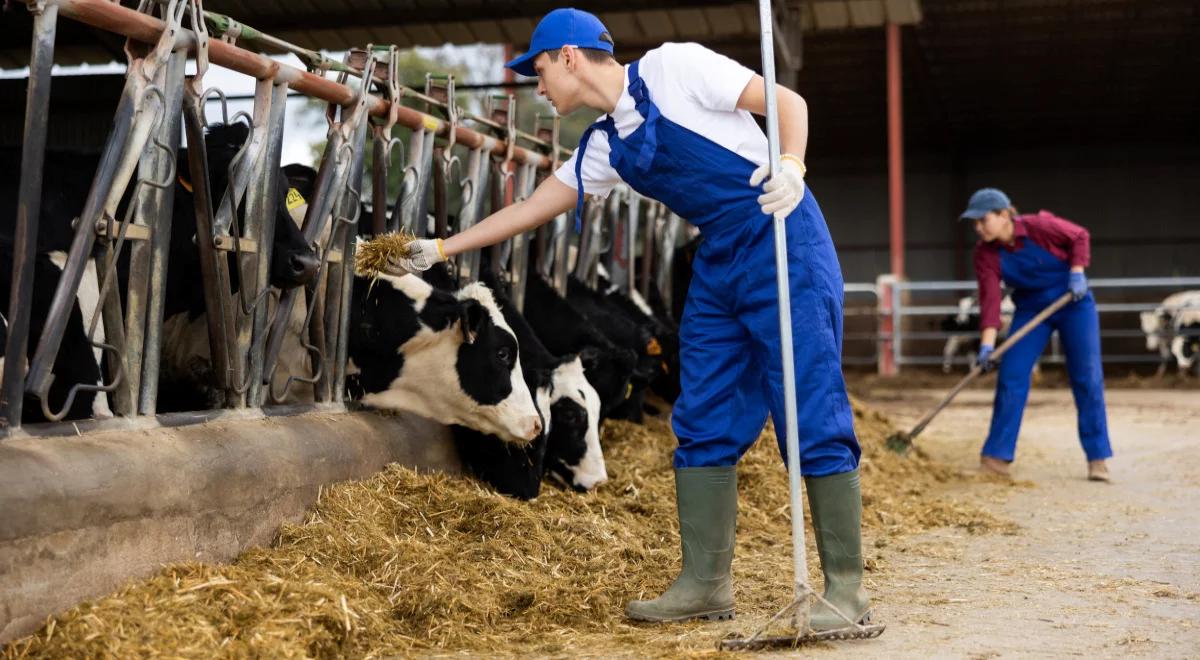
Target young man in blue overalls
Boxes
[964,188,1113,482]
[394,9,870,627]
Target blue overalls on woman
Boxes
[963,188,1113,482]
[389,9,872,628]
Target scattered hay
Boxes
[3,398,1011,658]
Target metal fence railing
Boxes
[847,275,1200,374]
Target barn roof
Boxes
[2,0,1196,156]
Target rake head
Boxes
[719,623,887,651]
[885,430,913,454]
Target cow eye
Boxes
[496,346,513,365]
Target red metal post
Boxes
[886,22,905,280]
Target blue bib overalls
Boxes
[575,61,859,476]
[983,239,1113,462]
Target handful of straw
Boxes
[354,232,417,278]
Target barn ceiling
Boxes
[1,0,1197,157]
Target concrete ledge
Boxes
[0,408,459,643]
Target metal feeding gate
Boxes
[0,0,693,435]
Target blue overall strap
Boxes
[572,116,617,232]
[573,121,602,232]
[626,59,660,171]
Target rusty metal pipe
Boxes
[48,0,562,170]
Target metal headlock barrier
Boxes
[1,0,690,434]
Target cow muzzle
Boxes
[517,415,544,444]
[288,252,321,286]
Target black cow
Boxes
[565,276,661,422]
[346,267,542,445]
[0,246,108,423]
[522,271,637,420]
[596,269,681,404]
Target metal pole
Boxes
[245,81,288,408]
[2,3,58,430]
[887,22,905,279]
[758,0,809,632]
[26,72,138,401]
[136,46,186,415]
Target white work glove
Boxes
[387,238,446,274]
[749,155,806,218]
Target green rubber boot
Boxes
[806,468,872,631]
[625,466,737,622]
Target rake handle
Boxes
[905,292,1073,442]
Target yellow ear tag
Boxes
[177,176,193,193]
[285,187,307,211]
[624,382,633,400]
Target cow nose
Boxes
[525,415,543,442]
[290,252,320,284]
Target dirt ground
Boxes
[814,385,1200,658]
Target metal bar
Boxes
[887,22,905,279]
[136,47,186,415]
[245,80,288,407]
[322,110,367,402]
[551,213,570,296]
[50,0,563,168]
[2,3,58,429]
[262,66,370,397]
[757,0,808,630]
[371,133,388,236]
[181,95,235,396]
[456,145,492,283]
[509,162,537,313]
[394,126,430,234]
[654,211,681,314]
[639,202,657,300]
[332,128,366,403]
[26,74,138,400]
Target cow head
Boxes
[544,356,607,491]
[188,125,319,290]
[351,272,542,444]
[955,296,975,325]
[1140,309,1167,351]
[578,344,638,418]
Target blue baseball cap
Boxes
[959,187,1012,221]
[505,8,614,77]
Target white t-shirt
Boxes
[554,42,765,199]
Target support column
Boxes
[887,22,905,279]
[2,4,58,430]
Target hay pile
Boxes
[3,398,1011,658]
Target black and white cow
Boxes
[0,246,110,423]
[941,293,1015,373]
[346,268,542,445]
[1140,290,1200,377]
[481,270,605,491]
[449,273,606,498]
[522,271,637,420]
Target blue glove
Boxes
[976,344,996,372]
[1068,271,1088,301]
